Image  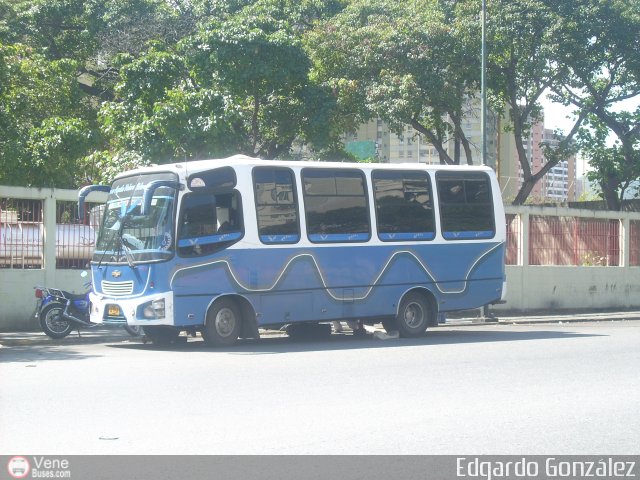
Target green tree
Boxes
[99,44,242,163]
[6,0,196,102]
[579,114,640,208]
[0,0,186,187]
[98,1,340,164]
[547,0,640,210]
[0,43,98,187]
[487,0,586,205]
[306,0,480,165]
[28,117,97,187]
[187,3,337,158]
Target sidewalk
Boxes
[2,310,639,348]
[0,328,143,348]
[445,309,640,325]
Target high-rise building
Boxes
[345,104,576,203]
[345,99,499,167]
[499,119,577,202]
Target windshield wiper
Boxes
[117,234,136,269]
[115,215,136,269]
[113,176,142,269]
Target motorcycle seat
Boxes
[67,292,89,301]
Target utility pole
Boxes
[481,0,497,323]
[481,0,487,169]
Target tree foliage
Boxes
[306,0,481,165]
[487,0,587,205]
[0,0,638,201]
[578,113,640,208]
[548,0,640,209]
[0,43,98,187]
[99,44,242,162]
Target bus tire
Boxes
[124,324,143,336]
[143,326,180,345]
[396,292,431,338]
[203,298,241,347]
[381,317,398,334]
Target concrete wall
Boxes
[497,265,640,312]
[0,268,87,330]
[494,205,640,312]
[0,186,107,330]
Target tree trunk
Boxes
[460,133,474,165]
[410,118,454,165]
[600,175,622,211]
[512,177,537,205]
[454,134,461,165]
[251,94,260,154]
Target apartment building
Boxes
[346,107,576,202]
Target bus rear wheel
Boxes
[203,298,241,347]
[396,292,431,338]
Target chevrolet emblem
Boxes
[112,270,122,278]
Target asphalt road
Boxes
[1,321,639,455]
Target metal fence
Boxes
[630,220,640,267]
[4,190,640,271]
[528,216,619,266]
[54,200,102,269]
[505,206,640,267]
[0,198,44,268]
[1,193,101,270]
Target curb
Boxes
[447,313,640,326]
[0,332,143,348]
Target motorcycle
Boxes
[35,273,142,339]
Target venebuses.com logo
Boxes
[6,456,72,479]
[7,457,30,479]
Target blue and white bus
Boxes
[79,155,506,346]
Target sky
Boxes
[541,93,640,134]
[540,94,639,178]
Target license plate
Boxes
[108,305,121,316]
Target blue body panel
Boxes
[92,242,505,327]
[170,242,504,326]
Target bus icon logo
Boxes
[7,456,30,478]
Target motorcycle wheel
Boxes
[39,303,75,339]
[124,325,143,337]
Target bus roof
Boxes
[114,155,494,180]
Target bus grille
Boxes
[101,281,134,296]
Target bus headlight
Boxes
[142,299,166,319]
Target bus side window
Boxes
[177,192,243,256]
[302,168,370,243]
[253,167,300,244]
[372,170,435,241]
[436,172,495,240]
[215,193,241,233]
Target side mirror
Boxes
[78,185,110,218]
[141,180,182,215]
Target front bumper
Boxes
[89,291,174,326]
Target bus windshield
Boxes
[93,173,177,264]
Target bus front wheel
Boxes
[396,292,431,338]
[143,326,180,345]
[203,298,241,347]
